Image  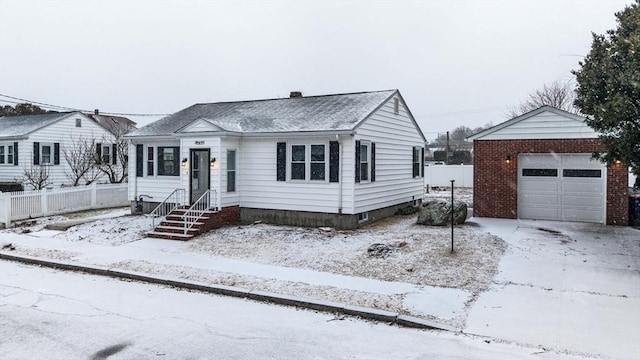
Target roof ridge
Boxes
[191,89,397,106]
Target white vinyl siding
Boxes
[476,111,597,140]
[352,95,425,214]
[217,138,239,207]
[238,137,344,213]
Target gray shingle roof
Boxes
[127,90,397,137]
[0,112,75,139]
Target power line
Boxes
[0,93,170,117]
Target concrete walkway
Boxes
[466,218,640,360]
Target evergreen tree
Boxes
[572,1,640,188]
[0,103,55,117]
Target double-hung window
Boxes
[41,144,52,165]
[359,143,369,181]
[291,145,306,180]
[147,147,154,176]
[310,144,325,181]
[0,144,17,165]
[290,144,327,181]
[102,145,111,164]
[227,149,236,192]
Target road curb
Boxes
[0,252,457,332]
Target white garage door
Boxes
[518,154,606,223]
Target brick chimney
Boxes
[289,91,302,98]
[94,109,99,115]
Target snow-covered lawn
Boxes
[1,188,504,327]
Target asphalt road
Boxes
[0,261,582,360]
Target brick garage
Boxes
[469,106,628,226]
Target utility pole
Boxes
[446,131,450,165]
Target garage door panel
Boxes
[562,209,602,223]
[521,207,560,221]
[562,194,602,207]
[519,180,559,192]
[561,181,603,193]
[521,193,559,205]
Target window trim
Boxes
[75,118,82,127]
[8,144,14,165]
[157,146,180,176]
[290,144,306,181]
[288,142,329,182]
[40,143,53,165]
[146,146,155,176]
[310,144,326,181]
[227,149,236,192]
[359,141,370,183]
[0,145,4,165]
[101,144,111,164]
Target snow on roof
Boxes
[0,112,77,139]
[127,90,397,137]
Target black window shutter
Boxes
[112,144,118,165]
[371,142,376,182]
[329,141,339,183]
[33,142,40,165]
[276,142,286,181]
[421,147,425,177]
[13,142,18,166]
[96,143,102,164]
[136,144,144,177]
[355,140,361,183]
[412,147,418,177]
[53,143,60,165]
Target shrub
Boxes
[0,182,24,193]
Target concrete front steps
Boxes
[147,208,219,240]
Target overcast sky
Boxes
[0,0,632,141]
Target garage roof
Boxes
[467,106,596,141]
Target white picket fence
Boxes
[424,164,474,188]
[0,183,129,227]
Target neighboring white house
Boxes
[126,89,427,229]
[0,111,120,189]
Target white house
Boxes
[126,90,427,231]
[0,111,119,189]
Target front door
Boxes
[190,149,210,204]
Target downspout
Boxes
[337,134,343,214]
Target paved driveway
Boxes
[466,218,640,359]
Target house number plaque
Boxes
[195,140,205,145]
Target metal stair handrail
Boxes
[149,188,186,228]
[182,189,217,235]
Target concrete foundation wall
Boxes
[241,201,417,230]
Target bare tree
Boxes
[95,122,132,183]
[23,164,51,190]
[507,81,576,118]
[63,136,102,186]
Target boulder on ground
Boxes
[417,200,467,226]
